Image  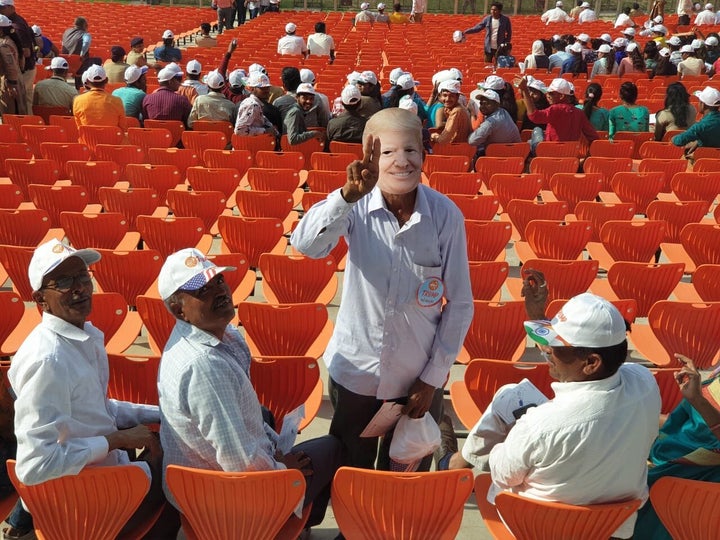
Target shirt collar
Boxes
[175,318,226,347]
[42,311,92,342]
[367,184,430,226]
[551,367,622,395]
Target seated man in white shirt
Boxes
[306,21,335,62]
[277,22,308,58]
[439,275,661,540]
[577,1,597,22]
[541,0,574,23]
[3,239,170,540]
[695,2,717,24]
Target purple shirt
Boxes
[141,87,192,126]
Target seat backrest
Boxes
[95,144,146,180]
[305,169,346,193]
[494,488,641,540]
[166,465,305,540]
[191,120,234,140]
[28,184,89,227]
[475,157,525,188]
[468,261,509,300]
[649,476,720,540]
[246,168,302,193]
[39,142,91,177]
[136,215,207,259]
[328,140,363,158]
[646,200,708,243]
[202,149,252,177]
[528,157,579,189]
[107,354,160,405]
[126,127,173,152]
[309,151,356,171]
[690,158,720,173]
[147,148,200,178]
[600,220,666,263]
[136,295,177,355]
[255,150,306,172]
[236,190,295,221]
[651,368,683,415]
[231,133,277,156]
[691,264,720,302]
[535,140,580,158]
[680,223,720,267]
[60,212,130,250]
[65,160,121,204]
[0,291,24,353]
[6,460,149,540]
[423,153,470,174]
[332,467,473,540]
[185,167,242,201]
[521,258,599,303]
[487,173,543,211]
[446,194,499,221]
[464,220,512,262]
[181,130,228,154]
[5,159,60,199]
[583,156,634,191]
[86,292,130,346]
[670,172,720,205]
[588,139,634,159]
[638,140,685,160]
[648,300,720,369]
[0,245,35,301]
[259,253,338,304]
[166,190,227,233]
[250,356,320,432]
[484,142,530,159]
[506,200,570,241]
[548,172,603,213]
[610,171,666,215]
[428,172,483,195]
[77,125,124,156]
[92,249,163,307]
[125,163,182,203]
[608,262,686,317]
[97,187,161,232]
[19,124,69,157]
[218,215,285,268]
[525,220,593,260]
[143,119,185,146]
[574,201,636,242]
[463,300,528,361]
[0,143,33,176]
[637,158,689,193]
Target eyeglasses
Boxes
[538,348,552,362]
[42,272,93,293]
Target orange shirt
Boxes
[73,88,127,133]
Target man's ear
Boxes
[583,353,604,376]
[169,300,185,321]
[31,290,47,311]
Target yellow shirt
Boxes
[389,12,410,23]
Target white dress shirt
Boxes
[277,35,307,55]
[9,313,159,485]
[487,363,661,539]
[291,185,473,399]
[541,7,573,23]
[307,33,335,56]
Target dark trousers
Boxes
[678,14,690,25]
[328,377,444,471]
[484,49,496,63]
[235,5,247,25]
[293,435,342,527]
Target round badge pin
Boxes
[417,277,444,307]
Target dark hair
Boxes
[664,82,692,128]
[629,46,645,71]
[552,339,629,377]
[643,40,658,60]
[619,81,638,104]
[281,66,301,92]
[623,6,631,14]
[498,82,518,122]
[654,55,677,76]
[200,22,211,33]
[315,21,326,33]
[491,2,503,10]
[583,82,603,119]
[393,3,402,10]
[632,2,640,8]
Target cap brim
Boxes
[74,248,102,267]
[178,265,236,291]
[524,320,570,347]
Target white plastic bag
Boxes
[452,30,465,43]
[389,412,441,468]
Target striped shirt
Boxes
[141,86,192,126]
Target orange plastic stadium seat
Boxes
[468,261,509,301]
[515,220,593,262]
[588,139,634,159]
[181,130,228,154]
[459,300,528,363]
[47,115,78,140]
[19,124,70,157]
[27,184,90,228]
[583,156,634,192]
[136,295,177,355]
[2,114,44,133]
[97,187,163,232]
[637,158,688,193]
[585,220,666,270]
[95,144,146,181]
[107,354,160,405]
[236,302,333,360]
[231,133,277,155]
[217,215,286,268]
[505,200,570,241]
[309,151,356,171]
[65,160,121,204]
[0,184,23,209]
[166,189,227,234]
[166,466,309,540]
[258,253,338,305]
[5,159,60,199]
[465,220,512,262]
[126,127,173,152]
[77,125,125,157]
[191,120,234,140]
[136,215,212,258]
[484,142,530,159]
[235,189,296,233]
[547,172,603,213]
[328,140,362,158]
[246,168,303,206]
[147,147,200,179]
[39,142,91,177]
[423,154,470,175]
[638,140,685,160]
[446,194,499,220]
[427,172,482,195]
[505,258,599,303]
[475,157,525,189]
[332,467,473,540]
[535,140,580,158]
[650,476,720,540]
[0,291,25,357]
[0,124,19,143]
[60,212,139,251]
[0,143,33,176]
[143,119,185,146]
[87,292,143,355]
[125,163,182,203]
[255,150,305,172]
[661,223,720,274]
[646,200,709,243]
[306,170,346,193]
[93,249,164,307]
[529,157,579,189]
[608,171,665,214]
[670,172,720,206]
[612,131,654,159]
[574,201,636,242]
[487,173,543,211]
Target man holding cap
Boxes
[440,284,660,540]
[468,88,520,157]
[188,70,236,128]
[430,80,471,144]
[32,56,77,112]
[462,2,512,62]
[156,248,341,533]
[3,239,167,540]
[72,64,127,135]
[102,45,130,83]
[142,63,192,126]
[327,85,367,144]
[277,22,308,58]
[672,86,720,151]
[234,71,277,136]
[112,64,147,121]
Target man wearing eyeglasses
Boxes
[3,239,170,540]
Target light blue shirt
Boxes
[112,86,146,119]
[468,107,522,152]
[158,320,283,505]
[291,185,474,399]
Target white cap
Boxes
[248,63,266,74]
[449,67,463,81]
[580,1,590,6]
[0,14,9,26]
[680,44,694,53]
[659,47,671,57]
[228,69,246,87]
[626,42,638,53]
[694,86,720,107]
[398,95,418,113]
[28,239,101,292]
[296,82,316,95]
[480,74,505,90]
[186,59,202,75]
[692,38,704,49]
[165,62,183,75]
[124,64,148,84]
[47,57,69,70]
[162,29,174,39]
[527,76,547,92]
[547,78,574,95]
[377,2,386,8]
[285,22,296,33]
[705,2,713,8]
[389,67,405,85]
[438,79,461,93]
[361,2,370,8]
[598,43,612,54]
[524,293,627,348]
[346,71,361,84]
[707,36,719,46]
[653,14,663,23]
[623,27,636,36]
[577,33,590,42]
[397,73,419,90]
[432,69,455,86]
[31,24,41,36]
[206,70,225,89]
[652,25,667,35]
[668,36,682,46]
[476,89,500,102]
[358,70,378,85]
[158,248,235,301]
[0,0,14,6]
[245,72,270,88]
[85,64,107,83]
[569,42,583,53]
[556,1,563,6]
[612,37,628,48]
[341,85,362,105]
[452,30,465,43]
[299,68,315,84]
[158,65,182,82]
[600,33,612,42]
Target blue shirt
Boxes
[468,107,522,153]
[672,110,720,148]
[112,86,146,119]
